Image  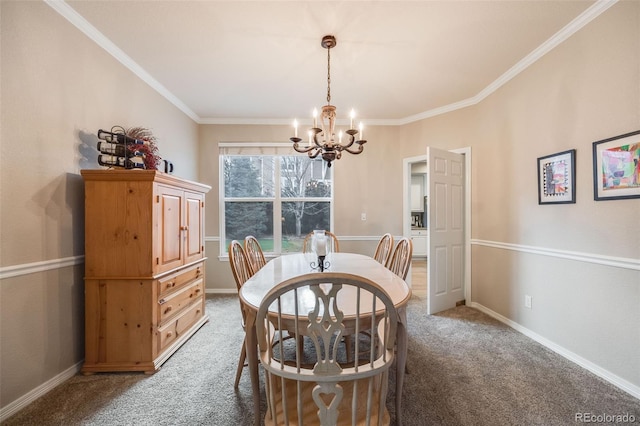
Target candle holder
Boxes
[310,255,330,272]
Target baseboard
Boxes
[470,302,640,400]
[0,361,83,422]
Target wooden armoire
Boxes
[80,169,211,373]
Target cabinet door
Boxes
[410,175,424,212]
[157,185,184,273]
[184,191,205,264]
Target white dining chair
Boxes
[256,272,397,425]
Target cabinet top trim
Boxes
[81,170,211,193]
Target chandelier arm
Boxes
[307,148,322,159]
[312,129,324,149]
[292,139,318,154]
[343,143,365,155]
[335,133,356,150]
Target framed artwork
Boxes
[592,130,640,201]
[537,149,576,204]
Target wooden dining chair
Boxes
[387,237,413,280]
[256,272,397,426]
[373,233,394,266]
[244,235,267,276]
[302,230,340,253]
[228,240,253,389]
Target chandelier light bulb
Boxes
[350,109,355,130]
[293,119,298,138]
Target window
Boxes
[220,144,333,255]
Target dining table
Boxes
[238,252,412,426]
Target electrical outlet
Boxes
[525,295,532,309]
[361,213,367,221]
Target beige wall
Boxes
[0,1,198,411]
[399,1,640,389]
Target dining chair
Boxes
[302,230,340,253]
[373,233,394,266]
[387,237,413,280]
[256,272,398,426]
[228,240,253,389]
[244,235,267,276]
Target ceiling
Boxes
[54,1,606,125]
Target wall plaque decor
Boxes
[537,149,576,204]
[592,130,640,201]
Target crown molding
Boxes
[46,0,617,126]
[44,0,200,123]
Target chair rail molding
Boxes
[471,239,640,271]
[0,255,85,280]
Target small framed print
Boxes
[592,130,640,201]
[537,149,576,204]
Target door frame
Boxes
[402,147,472,304]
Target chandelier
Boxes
[290,35,366,167]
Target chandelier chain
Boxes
[326,46,331,104]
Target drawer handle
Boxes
[166,281,175,289]
[164,306,172,314]
[194,288,201,294]
[159,298,166,304]
[166,331,173,338]
[180,226,189,231]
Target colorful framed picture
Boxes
[537,149,576,204]
[592,130,640,201]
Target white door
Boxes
[427,147,465,314]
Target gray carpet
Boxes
[4,294,639,425]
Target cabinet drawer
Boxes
[157,263,204,298]
[411,229,428,236]
[157,297,205,352]
[158,278,204,324]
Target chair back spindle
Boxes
[244,235,267,275]
[373,233,394,266]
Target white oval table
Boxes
[239,252,412,425]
